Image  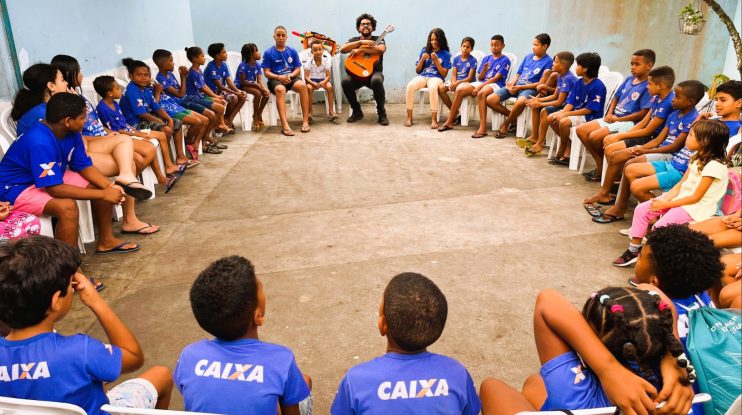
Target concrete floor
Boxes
[59,103,635,412]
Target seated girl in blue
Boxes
[404,28,452,129]
[479,287,696,413]
[11,64,69,136]
[235,43,270,130]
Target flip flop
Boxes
[494,131,509,139]
[585,173,602,182]
[548,157,570,166]
[507,124,517,133]
[177,164,187,177]
[584,204,603,217]
[597,197,617,206]
[592,213,625,224]
[471,132,488,139]
[281,128,295,136]
[95,242,140,255]
[89,276,105,292]
[329,114,339,122]
[116,182,152,201]
[301,126,310,133]
[525,147,542,157]
[438,125,453,132]
[164,174,180,194]
[516,138,534,148]
[186,159,200,169]
[121,223,160,235]
[186,144,197,160]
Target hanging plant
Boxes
[679,2,706,35]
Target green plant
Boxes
[708,73,730,99]
[680,3,705,24]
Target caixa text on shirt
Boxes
[377,378,449,400]
[194,360,264,382]
[0,362,51,381]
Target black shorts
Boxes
[624,136,653,148]
[267,77,301,94]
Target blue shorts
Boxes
[540,352,611,410]
[650,161,684,191]
[544,105,563,114]
[181,97,213,114]
[495,87,537,102]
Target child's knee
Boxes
[162,126,172,135]
[479,377,507,397]
[52,199,79,221]
[140,365,173,391]
[274,85,287,95]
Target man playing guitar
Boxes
[340,13,389,126]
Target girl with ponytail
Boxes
[11,64,68,136]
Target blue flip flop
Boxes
[95,242,140,255]
[89,276,105,292]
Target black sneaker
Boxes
[347,111,364,123]
[613,249,639,267]
[377,112,389,126]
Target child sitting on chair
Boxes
[175,256,313,415]
[205,43,247,131]
[547,52,606,166]
[0,236,173,414]
[404,28,452,129]
[304,40,338,121]
[438,36,477,125]
[235,43,270,130]
[331,272,481,415]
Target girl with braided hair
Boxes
[480,287,695,415]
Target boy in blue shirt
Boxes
[594,80,705,224]
[331,272,481,415]
[441,35,510,135]
[0,93,142,254]
[577,49,655,182]
[262,26,311,136]
[205,43,247,130]
[547,52,607,166]
[0,236,173,414]
[487,33,553,139]
[585,66,676,214]
[701,80,741,136]
[520,51,577,155]
[175,256,312,415]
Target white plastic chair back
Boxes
[101,404,220,414]
[598,71,625,112]
[503,52,518,83]
[0,396,86,414]
[226,51,242,78]
[599,65,610,75]
[173,49,190,69]
[80,85,100,107]
[471,50,486,65]
[696,92,715,113]
[515,393,711,415]
[0,106,17,155]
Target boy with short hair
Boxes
[592,80,705,223]
[304,40,339,120]
[205,42,247,129]
[0,236,173,413]
[488,33,553,139]
[175,256,312,415]
[576,49,655,181]
[583,66,675,207]
[546,52,607,166]
[441,35,510,135]
[331,272,481,415]
[0,93,138,253]
[707,80,741,137]
[519,51,577,154]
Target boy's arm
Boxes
[155,108,174,130]
[614,108,650,123]
[657,175,715,210]
[199,84,220,99]
[561,107,592,117]
[514,70,551,91]
[603,97,619,121]
[72,272,144,373]
[225,77,243,94]
[279,404,301,415]
[642,132,688,155]
[323,68,331,84]
[535,289,657,413]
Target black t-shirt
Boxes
[347,35,385,73]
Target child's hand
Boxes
[655,352,694,415]
[599,362,657,415]
[628,146,645,157]
[472,85,482,96]
[0,202,11,221]
[153,83,163,94]
[650,199,671,211]
[72,272,104,307]
[103,184,125,205]
[178,66,189,77]
[603,134,621,146]
[420,53,430,62]
[604,114,616,123]
[430,52,439,62]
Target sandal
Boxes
[524,147,542,157]
[592,213,625,224]
[548,157,570,166]
[215,143,228,149]
[494,130,509,139]
[301,126,310,133]
[185,159,200,169]
[203,144,223,154]
[584,172,601,182]
[186,144,198,160]
[115,181,152,201]
[164,174,180,194]
[597,197,617,206]
[281,128,295,136]
[516,138,535,148]
[471,132,488,139]
[583,204,603,218]
[438,125,453,132]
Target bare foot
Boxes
[430,121,439,129]
[121,221,160,234]
[602,205,624,218]
[403,119,412,127]
[530,144,543,153]
[96,239,139,253]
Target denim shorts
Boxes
[181,97,214,114]
[495,87,537,101]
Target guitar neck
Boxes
[374,30,389,43]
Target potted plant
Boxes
[679,3,705,35]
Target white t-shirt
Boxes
[303,56,330,81]
[676,159,729,221]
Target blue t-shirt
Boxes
[156,71,184,103]
[16,103,46,137]
[185,68,208,98]
[0,123,93,204]
[330,351,481,415]
[516,53,553,86]
[478,54,511,88]
[174,338,310,415]
[82,98,107,137]
[416,48,452,80]
[0,332,122,415]
[723,120,741,137]
[556,71,579,96]
[452,54,477,82]
[612,76,651,118]
[648,92,675,137]
[540,351,612,410]
[660,109,698,148]
[235,61,261,89]
[567,78,607,121]
[204,60,231,92]
[119,82,162,125]
[261,46,301,76]
[96,100,133,133]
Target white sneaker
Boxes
[619,228,630,236]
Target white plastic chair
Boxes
[516,393,711,415]
[298,49,332,117]
[1,107,16,154]
[0,396,86,414]
[488,51,518,131]
[450,49,487,127]
[101,405,219,414]
[570,71,624,172]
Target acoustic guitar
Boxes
[344,25,395,80]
